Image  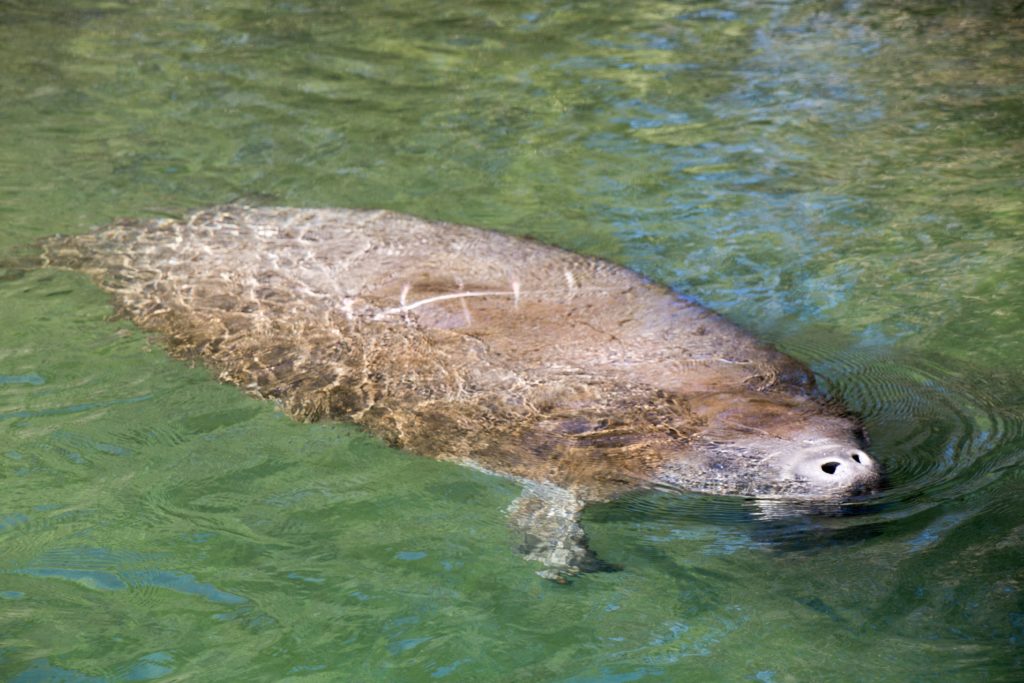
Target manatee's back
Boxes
[39,205,811,428]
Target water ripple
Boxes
[789,342,1024,513]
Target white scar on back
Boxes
[376,280,612,319]
[376,289,519,319]
[564,270,577,295]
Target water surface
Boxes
[2,1,1023,680]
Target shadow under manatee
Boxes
[581,488,894,575]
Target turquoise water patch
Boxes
[0,375,45,386]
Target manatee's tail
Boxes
[2,232,105,280]
[0,241,46,281]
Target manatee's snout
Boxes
[785,443,881,494]
[654,434,883,501]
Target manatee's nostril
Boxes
[821,461,840,475]
[851,453,861,464]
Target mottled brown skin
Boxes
[40,206,881,577]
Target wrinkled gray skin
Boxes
[40,206,882,579]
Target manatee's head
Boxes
[654,392,883,502]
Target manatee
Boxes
[38,206,882,578]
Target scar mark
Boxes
[375,284,619,320]
[564,270,577,296]
[376,289,519,319]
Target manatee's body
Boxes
[40,206,881,577]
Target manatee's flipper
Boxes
[507,483,618,581]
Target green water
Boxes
[2,0,1022,680]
